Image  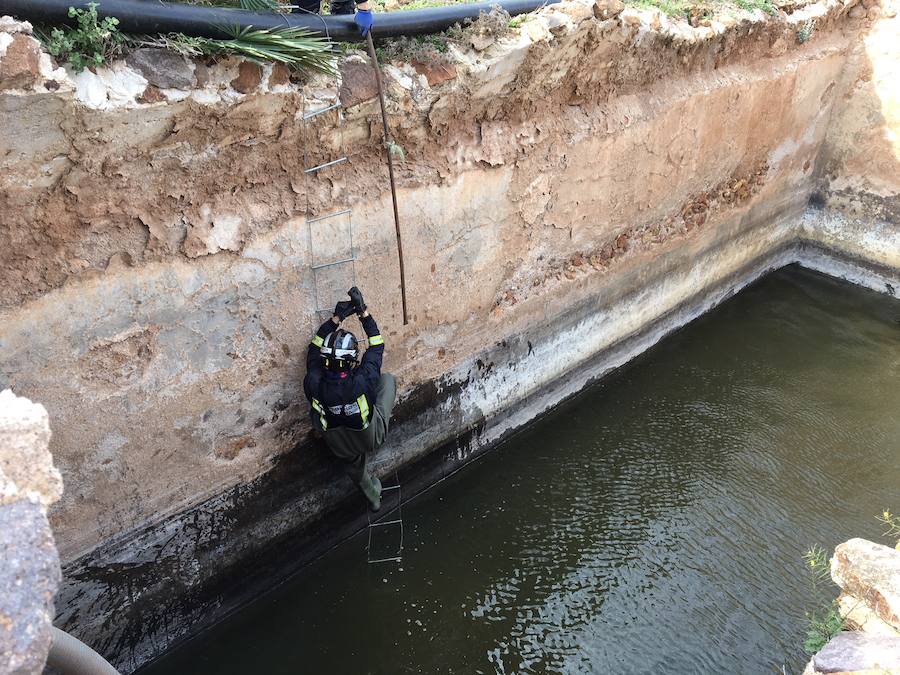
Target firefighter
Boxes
[303,287,396,510]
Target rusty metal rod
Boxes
[366,32,409,326]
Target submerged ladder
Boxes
[367,473,404,564]
[301,100,405,565]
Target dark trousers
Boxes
[294,0,356,15]
[323,373,397,485]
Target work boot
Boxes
[359,474,382,512]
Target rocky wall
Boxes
[817,8,900,223]
[0,0,896,669]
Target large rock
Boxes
[0,391,63,675]
[832,538,900,631]
[0,390,62,507]
[0,33,41,91]
[125,48,196,89]
[0,499,61,674]
[813,631,900,673]
[338,60,378,108]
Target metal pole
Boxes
[366,32,409,326]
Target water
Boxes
[141,266,900,675]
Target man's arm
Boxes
[358,310,384,375]
[307,315,340,373]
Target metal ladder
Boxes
[367,475,404,564]
[301,100,357,318]
[301,97,404,565]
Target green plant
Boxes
[804,605,845,653]
[796,17,814,42]
[801,545,845,654]
[138,25,335,73]
[43,2,125,72]
[877,509,900,549]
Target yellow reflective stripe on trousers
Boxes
[357,394,370,426]
[311,335,324,348]
[368,334,384,346]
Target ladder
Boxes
[301,97,404,565]
[367,475,404,564]
[301,99,357,318]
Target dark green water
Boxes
[141,266,900,675]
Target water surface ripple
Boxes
[140,266,900,675]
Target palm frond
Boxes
[214,24,336,73]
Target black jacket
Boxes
[303,314,384,431]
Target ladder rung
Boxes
[369,519,402,527]
[381,485,400,491]
[303,102,341,120]
[305,157,347,173]
[306,208,352,224]
[311,256,355,271]
[368,556,402,564]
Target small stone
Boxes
[572,253,584,266]
[470,32,496,51]
[0,16,32,34]
[813,631,900,673]
[848,4,868,17]
[43,79,59,91]
[411,60,458,87]
[338,60,378,108]
[867,5,883,16]
[615,233,629,250]
[137,84,167,104]
[126,48,196,89]
[558,1,595,24]
[593,0,625,20]
[269,62,291,87]
[544,11,572,34]
[105,252,134,272]
[231,61,263,94]
[0,33,41,91]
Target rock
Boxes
[544,11,573,34]
[0,499,61,675]
[0,15,32,34]
[126,48,195,89]
[269,62,291,87]
[470,32,496,51]
[848,4,868,17]
[411,60,457,87]
[593,0,625,20]
[867,5,882,16]
[813,631,900,673]
[557,0,595,24]
[0,33,41,91]
[832,539,900,631]
[231,60,263,94]
[838,593,900,636]
[137,84,167,104]
[0,391,62,507]
[338,60,378,108]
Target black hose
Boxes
[0,0,559,41]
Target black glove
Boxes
[334,300,355,321]
[348,286,367,314]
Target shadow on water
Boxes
[139,265,900,675]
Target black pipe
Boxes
[0,0,558,41]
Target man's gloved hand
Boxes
[334,300,355,321]
[354,8,374,36]
[348,286,367,315]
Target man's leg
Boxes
[293,0,323,13]
[330,0,355,14]
[325,427,381,510]
[372,373,397,448]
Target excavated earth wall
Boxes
[0,0,898,669]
